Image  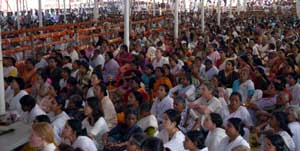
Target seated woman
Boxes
[82,97,109,150]
[151,84,174,128]
[29,122,56,151]
[269,112,296,151]
[220,92,253,128]
[103,108,143,151]
[232,68,255,103]
[158,109,185,151]
[263,134,290,151]
[217,60,239,88]
[204,113,227,151]
[62,119,97,151]
[218,118,250,151]
[169,73,196,101]
[184,130,208,151]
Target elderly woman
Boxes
[232,68,255,103]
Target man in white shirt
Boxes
[91,48,105,69]
[20,95,46,124]
[200,59,219,81]
[62,45,79,62]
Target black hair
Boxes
[230,92,243,103]
[79,61,90,71]
[62,67,71,75]
[141,137,164,151]
[226,60,235,67]
[164,109,181,127]
[272,112,293,137]
[66,119,87,137]
[145,64,154,72]
[54,95,66,111]
[13,77,25,90]
[38,71,48,82]
[4,76,14,84]
[92,71,103,81]
[155,67,165,75]
[265,134,290,151]
[86,97,103,126]
[35,115,51,124]
[227,118,245,136]
[186,130,206,149]
[97,83,108,96]
[130,90,143,106]
[121,44,129,52]
[20,95,36,110]
[204,59,213,65]
[106,51,114,59]
[63,56,72,63]
[67,77,78,86]
[159,84,170,94]
[288,72,298,81]
[26,58,36,65]
[57,144,74,151]
[210,113,223,128]
[125,107,138,119]
[69,95,83,109]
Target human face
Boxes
[126,138,140,151]
[183,136,196,150]
[84,104,93,116]
[11,80,20,90]
[203,116,215,131]
[263,138,276,151]
[50,99,60,113]
[239,70,249,82]
[62,123,74,138]
[162,114,175,131]
[230,95,241,110]
[269,115,278,129]
[126,114,137,128]
[29,131,43,148]
[91,74,101,86]
[225,61,233,71]
[48,59,57,69]
[155,69,163,77]
[286,108,296,122]
[225,122,239,139]
[158,86,167,99]
[128,93,137,107]
[200,84,212,99]
[174,101,185,112]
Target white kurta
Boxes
[218,135,250,151]
[288,83,300,106]
[288,122,300,151]
[169,84,196,101]
[151,96,174,127]
[205,128,227,151]
[163,131,185,151]
[220,106,253,127]
[22,104,46,124]
[42,143,56,151]
[8,90,28,115]
[51,111,70,144]
[72,136,97,151]
[238,80,255,103]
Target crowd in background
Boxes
[2,1,300,151]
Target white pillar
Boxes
[153,0,156,16]
[0,26,5,115]
[237,0,241,15]
[174,0,179,39]
[124,0,130,48]
[217,0,221,26]
[201,0,205,32]
[93,0,99,21]
[38,0,43,27]
[297,0,300,19]
[63,0,67,23]
[16,0,21,30]
[229,0,233,17]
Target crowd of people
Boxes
[2,1,300,151]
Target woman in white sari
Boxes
[203,113,227,151]
[218,118,250,151]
